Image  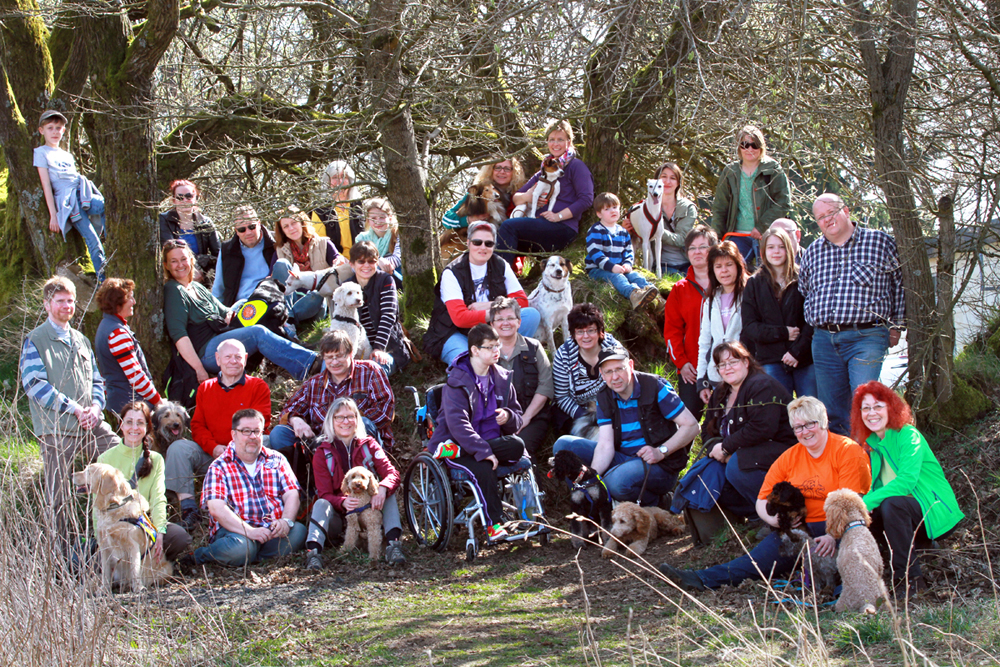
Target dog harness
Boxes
[842,519,867,535]
[568,469,609,519]
[111,494,158,557]
[640,201,663,235]
[345,503,372,516]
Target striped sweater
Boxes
[585,222,635,272]
[552,333,622,417]
[99,314,161,410]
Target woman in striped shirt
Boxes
[348,241,411,376]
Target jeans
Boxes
[811,327,889,435]
[307,494,402,552]
[587,268,648,298]
[724,451,768,512]
[727,235,759,270]
[552,436,679,506]
[662,262,691,278]
[440,307,541,366]
[696,521,826,589]
[271,259,327,325]
[202,325,318,381]
[195,523,307,567]
[496,217,578,267]
[70,200,107,281]
[163,439,213,498]
[761,362,817,398]
[675,377,705,423]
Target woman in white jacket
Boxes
[697,240,748,404]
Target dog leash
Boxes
[636,462,651,507]
[346,503,372,516]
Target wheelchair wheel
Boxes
[466,541,477,562]
[403,452,454,552]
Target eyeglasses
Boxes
[235,428,263,437]
[174,192,195,201]
[816,206,846,225]
[740,141,760,150]
[600,365,629,378]
[477,344,500,352]
[492,317,519,323]
[792,421,820,435]
[333,415,357,423]
[575,327,600,337]
[236,223,258,233]
[354,258,379,265]
[493,165,513,173]
[323,352,350,362]
[469,239,495,248]
[717,359,745,370]
[688,244,711,252]
[860,404,886,413]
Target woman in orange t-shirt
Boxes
[659,396,871,590]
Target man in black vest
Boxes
[551,346,699,505]
[211,205,277,307]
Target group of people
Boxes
[23,109,964,603]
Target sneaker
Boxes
[657,562,708,591]
[432,440,460,459]
[305,548,323,571]
[385,540,406,566]
[486,523,508,542]
[180,508,202,531]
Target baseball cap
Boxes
[598,346,630,366]
[39,109,68,125]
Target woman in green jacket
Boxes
[710,125,790,268]
[851,381,963,595]
[97,401,192,561]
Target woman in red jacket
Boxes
[305,397,404,569]
[663,225,718,421]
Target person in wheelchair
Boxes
[304,397,404,570]
[552,346,700,505]
[426,323,525,543]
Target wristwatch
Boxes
[283,518,294,529]
[658,444,670,455]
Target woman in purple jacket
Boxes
[426,323,524,542]
[497,120,595,267]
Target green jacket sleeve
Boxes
[664,198,698,248]
[442,194,470,230]
[757,163,790,229]
[710,165,736,235]
[862,426,926,512]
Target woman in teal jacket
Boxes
[850,381,963,594]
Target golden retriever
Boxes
[602,502,686,559]
[340,466,384,561]
[72,463,173,590]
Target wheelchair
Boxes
[402,385,550,562]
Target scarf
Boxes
[543,146,576,172]
[290,241,311,271]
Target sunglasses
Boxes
[740,141,760,150]
[163,240,190,250]
[236,223,258,233]
[174,192,195,201]
[469,239,495,248]
[354,258,379,265]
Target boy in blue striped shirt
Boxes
[585,192,657,309]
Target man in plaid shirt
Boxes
[799,193,905,435]
[190,409,305,567]
[271,330,396,454]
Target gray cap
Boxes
[39,109,68,125]
[598,346,630,366]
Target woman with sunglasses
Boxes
[710,125,790,267]
[442,158,527,230]
[158,180,220,283]
[347,241,411,376]
[424,221,541,366]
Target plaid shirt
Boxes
[281,360,395,449]
[798,224,905,328]
[200,444,300,537]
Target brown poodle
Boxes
[824,488,890,614]
[601,502,685,559]
[340,466,384,561]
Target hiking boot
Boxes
[629,288,647,309]
[658,562,708,591]
[180,508,202,531]
[306,353,324,379]
[486,523,508,543]
[385,540,406,566]
[175,553,199,576]
[432,440,460,459]
[639,285,658,308]
[305,549,323,571]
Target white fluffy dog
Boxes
[527,255,573,355]
[285,263,356,311]
[327,282,371,359]
[627,179,665,278]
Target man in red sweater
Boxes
[165,339,271,529]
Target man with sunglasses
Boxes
[212,205,276,307]
[798,193,904,436]
[551,346,700,506]
[424,221,541,365]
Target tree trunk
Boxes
[362,0,438,325]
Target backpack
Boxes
[162,351,199,410]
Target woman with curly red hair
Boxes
[850,381,964,599]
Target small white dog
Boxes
[511,157,564,219]
[528,255,573,355]
[327,283,372,359]
[627,179,665,278]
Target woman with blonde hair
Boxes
[312,160,364,253]
[740,227,815,397]
[355,197,402,286]
[710,125,790,267]
[442,158,528,230]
